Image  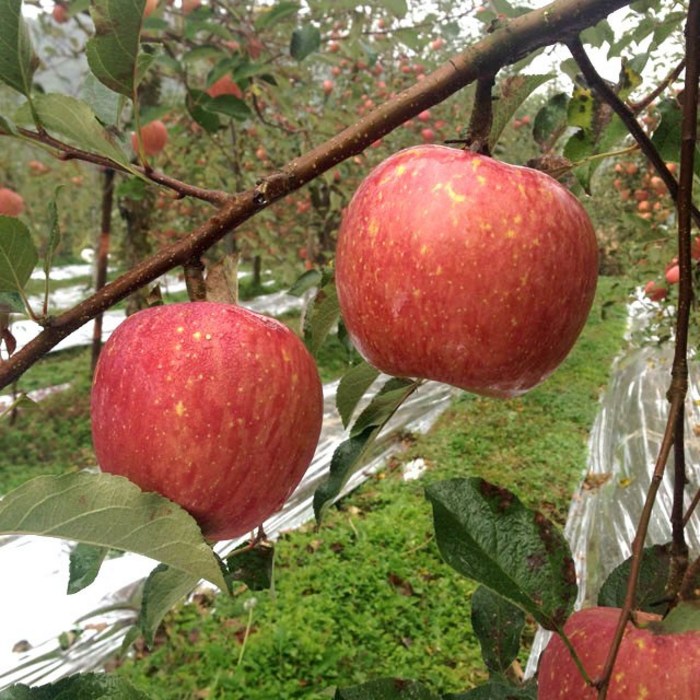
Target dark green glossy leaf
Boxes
[470,585,525,676]
[288,268,322,297]
[336,360,380,428]
[350,377,419,437]
[86,0,145,96]
[0,673,150,699]
[139,564,200,645]
[67,543,108,595]
[533,93,568,148]
[597,543,672,615]
[334,678,439,700]
[290,24,321,61]
[426,478,577,630]
[652,99,700,178]
[0,472,227,591]
[303,281,339,355]
[225,540,275,591]
[205,94,252,121]
[0,0,39,97]
[0,216,38,293]
[444,680,536,699]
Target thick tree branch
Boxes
[0,0,631,390]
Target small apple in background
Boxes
[537,606,700,699]
[420,127,435,143]
[0,187,25,216]
[143,0,158,17]
[181,0,200,13]
[417,109,431,122]
[430,37,445,50]
[665,263,680,284]
[322,79,334,96]
[131,119,168,157]
[52,2,68,22]
[334,144,598,398]
[206,74,243,99]
[91,302,324,541]
[644,280,668,301]
[27,160,50,176]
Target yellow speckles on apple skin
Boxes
[174,400,186,417]
[192,331,202,341]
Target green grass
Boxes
[110,276,629,699]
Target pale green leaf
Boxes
[0,216,38,293]
[382,0,408,19]
[15,94,129,167]
[80,72,124,126]
[86,0,146,97]
[255,1,300,30]
[0,472,227,590]
[0,0,39,97]
[67,543,108,595]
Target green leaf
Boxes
[288,268,322,297]
[567,86,595,131]
[336,361,380,428]
[470,585,525,676]
[187,89,221,133]
[15,94,130,167]
[86,0,146,97]
[652,98,700,179]
[426,478,577,630]
[303,281,339,356]
[382,0,408,18]
[0,0,39,97]
[225,540,275,591]
[0,216,38,293]
[67,543,108,595]
[597,543,672,615]
[0,291,23,313]
[350,377,419,437]
[649,600,700,635]
[489,73,554,150]
[0,472,227,591]
[204,94,252,121]
[315,379,419,520]
[290,24,321,61]
[0,114,19,135]
[533,93,568,148]
[0,673,151,699]
[138,564,200,646]
[334,678,439,700]
[444,681,536,699]
[80,72,124,126]
[255,1,300,30]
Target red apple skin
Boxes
[538,607,700,699]
[91,302,323,541]
[0,187,25,216]
[206,74,243,99]
[335,145,598,398]
[131,119,168,156]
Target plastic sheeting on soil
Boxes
[525,344,700,677]
[0,376,456,689]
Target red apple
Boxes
[143,0,158,16]
[322,79,334,96]
[131,119,168,156]
[206,74,243,99]
[181,0,200,13]
[91,302,323,541]
[644,280,668,301]
[420,127,435,143]
[665,264,680,284]
[334,145,598,398]
[52,3,68,22]
[0,187,25,216]
[538,607,700,699]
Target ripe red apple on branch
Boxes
[335,145,599,398]
[91,302,324,541]
[131,119,169,157]
[537,606,700,698]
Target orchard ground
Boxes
[1,275,628,698]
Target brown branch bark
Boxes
[0,0,631,391]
